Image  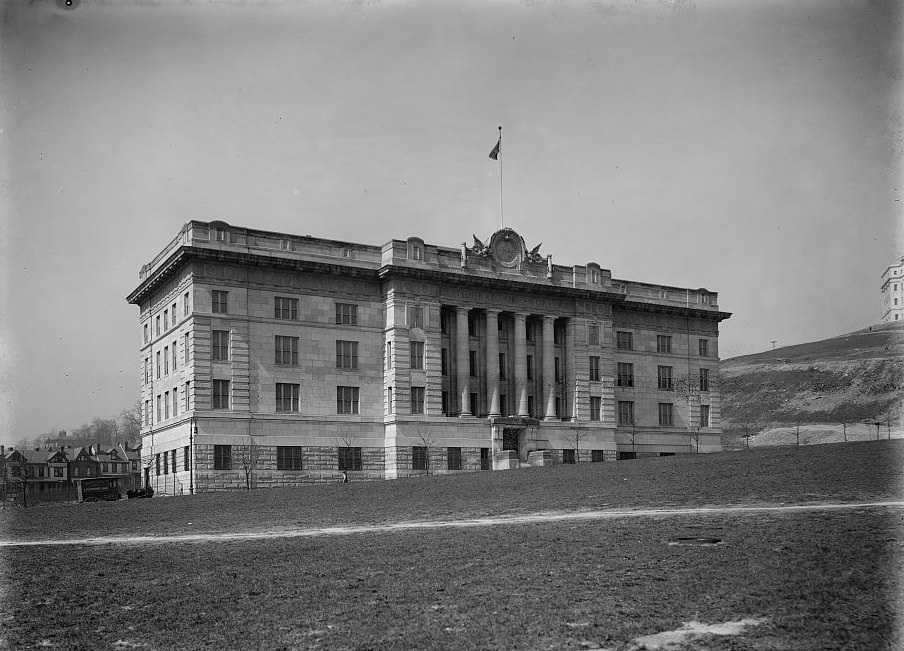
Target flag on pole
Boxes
[489,137,501,160]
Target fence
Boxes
[721,420,903,451]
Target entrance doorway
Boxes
[502,428,520,452]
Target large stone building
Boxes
[127,221,731,493]
[881,256,904,324]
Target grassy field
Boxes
[2,440,902,650]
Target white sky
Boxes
[1,0,901,442]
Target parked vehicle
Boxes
[75,477,122,503]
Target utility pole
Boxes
[770,340,777,351]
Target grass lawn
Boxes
[2,440,902,650]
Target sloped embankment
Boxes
[719,323,904,445]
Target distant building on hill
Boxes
[127,220,731,494]
[880,256,904,324]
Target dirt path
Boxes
[2,500,901,548]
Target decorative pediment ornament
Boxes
[465,228,545,269]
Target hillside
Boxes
[719,321,904,448]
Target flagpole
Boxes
[498,126,504,228]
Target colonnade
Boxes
[453,307,566,421]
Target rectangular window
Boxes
[144,324,149,344]
[212,379,230,409]
[589,356,600,382]
[337,386,360,414]
[274,297,299,320]
[470,392,479,416]
[469,350,477,377]
[499,394,508,417]
[447,447,462,471]
[338,446,362,471]
[555,357,561,382]
[410,386,425,414]
[441,348,448,376]
[480,447,490,471]
[162,452,167,475]
[172,388,178,418]
[590,396,601,421]
[156,351,161,379]
[171,450,177,474]
[336,303,358,325]
[554,326,564,345]
[657,335,672,354]
[617,362,634,387]
[163,309,169,332]
[145,400,151,426]
[591,450,605,463]
[184,333,190,363]
[700,405,710,428]
[410,341,425,370]
[468,313,477,336]
[618,401,635,425]
[277,446,304,470]
[184,381,191,411]
[276,383,300,413]
[212,330,229,362]
[657,366,673,390]
[700,368,710,392]
[658,403,674,426]
[527,395,535,418]
[441,311,450,334]
[336,340,359,369]
[386,341,392,369]
[412,446,427,470]
[699,339,709,357]
[213,445,232,470]
[144,358,149,384]
[172,302,177,324]
[409,305,425,329]
[562,449,576,464]
[275,335,299,365]
[184,446,190,472]
[156,315,161,337]
[155,453,160,476]
[499,352,507,380]
[164,346,170,375]
[527,354,534,380]
[589,324,600,346]
[156,395,162,421]
[441,390,448,415]
[172,342,177,370]
[211,290,228,314]
[616,331,633,350]
[183,291,190,317]
[526,322,534,342]
[54,466,64,478]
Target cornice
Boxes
[126,246,380,305]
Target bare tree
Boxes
[566,429,587,463]
[334,428,358,479]
[236,436,259,491]
[414,424,435,475]
[674,373,719,454]
[8,451,29,508]
[118,400,143,445]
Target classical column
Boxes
[542,315,557,420]
[566,318,577,421]
[514,313,529,416]
[486,309,501,416]
[456,306,472,417]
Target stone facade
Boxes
[128,221,731,493]
[881,256,904,324]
